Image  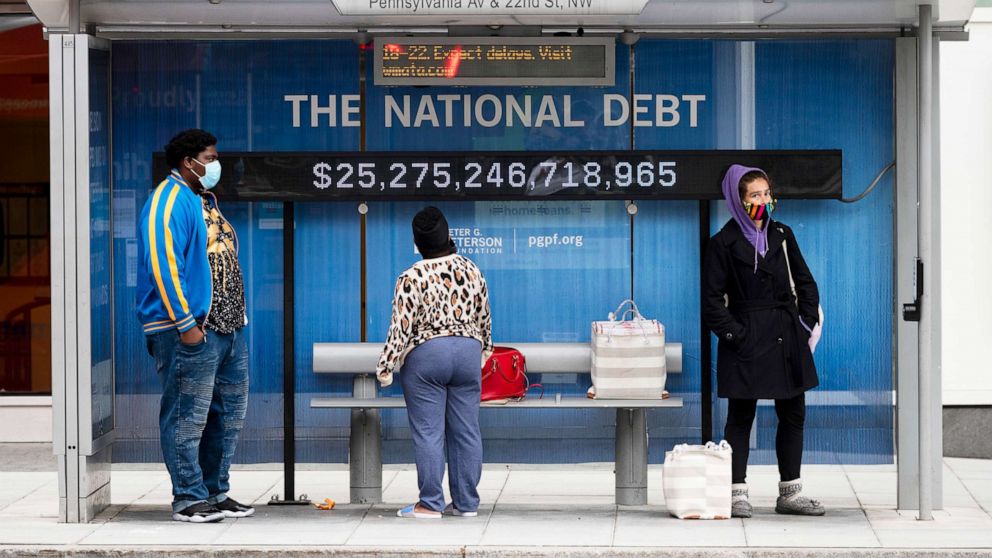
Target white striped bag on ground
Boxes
[590,299,666,399]
[662,440,733,520]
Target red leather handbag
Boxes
[481,347,538,402]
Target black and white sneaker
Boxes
[214,497,255,518]
[172,502,225,523]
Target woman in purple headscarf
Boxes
[702,164,824,518]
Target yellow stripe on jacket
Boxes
[162,184,190,315]
[147,183,176,321]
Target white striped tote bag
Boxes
[590,299,666,399]
[662,440,733,520]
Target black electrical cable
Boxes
[840,161,895,203]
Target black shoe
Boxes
[214,497,255,518]
[172,502,225,523]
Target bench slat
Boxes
[313,342,682,374]
[310,396,683,409]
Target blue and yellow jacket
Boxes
[136,171,211,334]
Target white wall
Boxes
[0,397,52,442]
[941,8,992,405]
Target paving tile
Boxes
[498,469,615,504]
[743,507,879,548]
[0,462,989,551]
[647,466,665,505]
[118,472,279,508]
[78,505,233,545]
[847,466,979,508]
[0,472,58,491]
[945,457,992,480]
[213,504,368,545]
[289,470,356,505]
[614,507,746,546]
[0,480,59,518]
[0,518,98,545]
[872,528,992,549]
[796,464,847,474]
[733,471,857,508]
[942,466,984,508]
[500,470,615,497]
[844,463,897,474]
[224,471,282,505]
[346,503,491,546]
[382,470,453,504]
[959,478,992,507]
[867,507,992,548]
[0,472,58,510]
[131,484,178,507]
[380,468,506,507]
[110,473,169,505]
[496,493,616,505]
[480,504,615,546]
[477,467,510,491]
[846,470,898,508]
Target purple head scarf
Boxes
[721,164,770,270]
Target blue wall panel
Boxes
[751,40,895,464]
[111,40,360,462]
[632,41,734,460]
[109,38,894,465]
[293,203,361,462]
[364,47,635,462]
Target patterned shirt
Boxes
[376,254,493,387]
[201,193,247,335]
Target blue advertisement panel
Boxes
[752,40,895,463]
[364,48,634,461]
[111,40,360,462]
[632,40,734,458]
[110,37,893,465]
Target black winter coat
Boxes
[702,220,820,400]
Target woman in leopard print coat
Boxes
[377,207,492,520]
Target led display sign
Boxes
[153,150,842,202]
[374,37,615,86]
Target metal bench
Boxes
[311,342,683,506]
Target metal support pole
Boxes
[350,375,382,504]
[917,2,934,522]
[699,200,713,444]
[269,202,309,506]
[615,408,648,505]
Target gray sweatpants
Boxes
[400,336,483,513]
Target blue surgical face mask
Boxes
[191,158,221,190]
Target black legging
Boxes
[724,394,805,484]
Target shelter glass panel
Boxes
[89,46,113,441]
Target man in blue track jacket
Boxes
[137,129,253,523]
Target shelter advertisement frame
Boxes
[44,25,943,523]
[50,33,114,523]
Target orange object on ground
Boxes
[314,498,335,510]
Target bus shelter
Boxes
[26,0,970,523]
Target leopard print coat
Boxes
[376,254,493,387]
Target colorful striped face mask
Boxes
[742,200,776,221]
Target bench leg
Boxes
[615,408,648,506]
[350,375,382,504]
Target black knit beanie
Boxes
[412,206,455,258]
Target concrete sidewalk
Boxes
[0,458,990,556]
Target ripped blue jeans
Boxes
[149,328,249,513]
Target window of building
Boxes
[0,23,50,395]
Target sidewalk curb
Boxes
[2,547,991,557]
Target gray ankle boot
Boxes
[731,483,753,518]
[775,479,825,516]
